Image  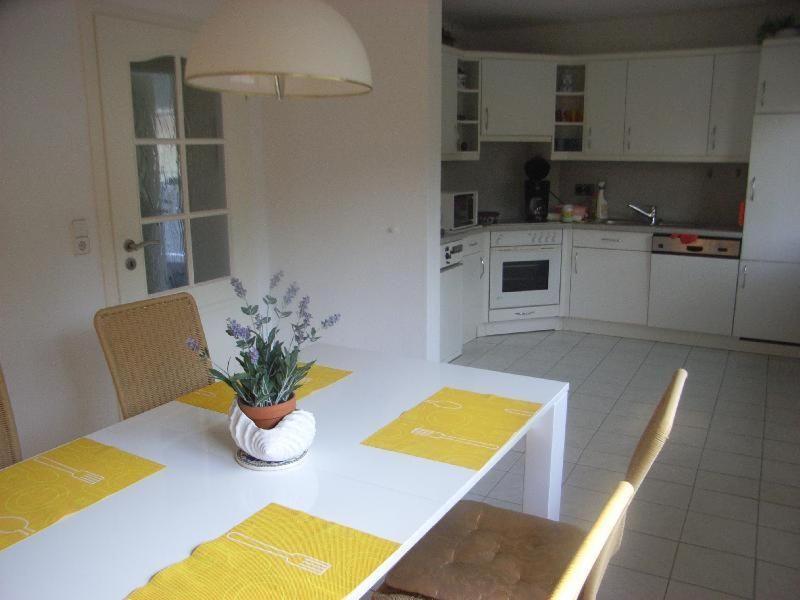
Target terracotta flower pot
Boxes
[238,395,296,430]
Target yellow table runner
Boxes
[177,364,352,414]
[0,438,163,552]
[362,387,541,470]
[128,503,399,600]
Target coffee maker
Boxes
[524,156,550,223]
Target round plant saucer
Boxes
[234,449,309,471]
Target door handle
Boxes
[480,256,485,279]
[573,251,578,275]
[749,176,756,202]
[710,125,717,151]
[626,126,632,151]
[124,238,160,252]
[741,264,747,289]
[760,81,766,107]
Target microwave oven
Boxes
[441,191,478,232]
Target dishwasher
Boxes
[648,234,741,336]
[440,240,464,362]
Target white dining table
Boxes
[0,344,568,600]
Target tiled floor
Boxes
[452,330,800,600]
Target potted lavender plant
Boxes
[187,272,340,430]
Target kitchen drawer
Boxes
[462,232,486,256]
[573,230,651,251]
[489,304,560,322]
[491,229,562,247]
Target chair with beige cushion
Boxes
[0,362,22,468]
[377,369,688,600]
[94,292,212,419]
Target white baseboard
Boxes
[477,316,800,358]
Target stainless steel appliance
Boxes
[441,191,478,232]
[649,233,741,336]
[524,157,550,223]
[440,240,464,362]
[490,230,562,310]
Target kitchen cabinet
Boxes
[756,39,800,114]
[625,55,714,157]
[583,60,628,156]
[442,48,480,161]
[441,50,458,155]
[733,261,800,344]
[481,58,556,140]
[708,51,760,159]
[570,247,650,325]
[648,255,739,335]
[462,249,487,343]
[742,114,800,263]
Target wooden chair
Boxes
[94,292,212,419]
[0,362,22,468]
[376,369,688,600]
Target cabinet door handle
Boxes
[514,310,535,316]
[601,238,621,243]
[574,251,578,275]
[480,256,485,279]
[626,126,632,151]
[710,125,717,151]
[749,176,756,202]
[760,81,766,107]
[484,107,489,132]
[587,126,592,150]
[741,264,747,289]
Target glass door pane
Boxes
[502,260,550,293]
[142,220,189,293]
[130,56,177,139]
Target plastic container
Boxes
[596,181,609,221]
[562,204,574,222]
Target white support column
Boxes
[523,390,567,519]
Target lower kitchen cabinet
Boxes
[733,260,800,344]
[648,255,739,335]
[570,248,650,325]
[462,243,488,343]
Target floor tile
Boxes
[561,484,610,522]
[760,480,800,508]
[648,461,697,486]
[705,431,763,458]
[672,543,754,597]
[578,450,630,474]
[637,478,693,509]
[567,407,607,430]
[665,580,743,600]
[762,459,800,488]
[755,561,800,600]
[470,346,525,371]
[764,422,798,443]
[711,414,764,438]
[597,565,668,600]
[566,464,622,494]
[681,511,757,557]
[759,501,800,534]
[486,471,523,504]
[701,449,761,480]
[498,331,551,348]
[584,431,639,458]
[482,497,522,512]
[669,424,708,448]
[695,469,760,499]
[564,445,581,463]
[470,469,504,496]
[763,440,800,465]
[626,499,686,540]
[569,392,617,414]
[756,527,800,569]
[566,424,596,451]
[658,442,703,469]
[598,414,649,437]
[611,530,678,577]
[690,488,758,523]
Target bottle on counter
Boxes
[596,181,609,222]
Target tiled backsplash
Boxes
[442,144,747,228]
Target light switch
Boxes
[70,219,91,255]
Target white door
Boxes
[96,16,253,306]
[733,261,800,344]
[481,58,556,138]
[757,41,800,114]
[570,248,649,325]
[742,114,800,262]
[625,56,714,157]
[441,51,458,155]
[461,250,485,343]
[648,255,739,335]
[708,51,760,159]
[584,60,627,156]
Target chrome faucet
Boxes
[628,203,658,226]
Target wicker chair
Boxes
[377,369,688,600]
[94,292,212,419]
[0,362,22,468]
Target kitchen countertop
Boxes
[441,221,743,244]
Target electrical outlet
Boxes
[70,219,91,256]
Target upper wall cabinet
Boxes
[756,39,800,114]
[583,60,628,157]
[442,48,481,161]
[481,58,556,140]
[708,51,760,160]
[625,55,714,158]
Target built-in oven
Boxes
[489,230,562,310]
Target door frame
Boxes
[77,0,207,306]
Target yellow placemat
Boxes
[361,387,541,470]
[128,503,399,600]
[0,438,164,552]
[177,364,352,414]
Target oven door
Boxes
[490,245,561,309]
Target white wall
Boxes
[263,0,442,360]
[456,2,798,54]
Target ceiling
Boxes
[443,0,773,28]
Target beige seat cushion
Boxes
[386,500,585,600]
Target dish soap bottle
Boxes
[596,180,609,222]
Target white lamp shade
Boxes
[185,0,372,97]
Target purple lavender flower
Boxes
[283,282,299,306]
[321,313,341,329]
[269,270,284,291]
[185,336,201,352]
[225,318,250,341]
[230,277,247,299]
[298,295,311,323]
[248,345,259,363]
